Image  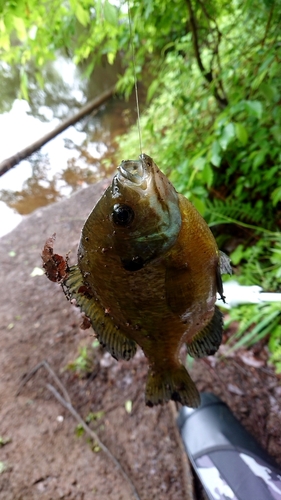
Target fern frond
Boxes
[205,198,275,233]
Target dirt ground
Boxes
[0,180,281,500]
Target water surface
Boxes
[0,57,138,237]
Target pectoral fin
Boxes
[216,251,232,302]
[220,251,232,275]
[63,265,137,361]
[186,306,223,358]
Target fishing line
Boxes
[127,1,143,155]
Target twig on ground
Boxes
[17,360,141,500]
[16,359,71,403]
[47,383,140,500]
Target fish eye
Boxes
[112,204,134,226]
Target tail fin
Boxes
[145,364,200,408]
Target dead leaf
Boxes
[41,234,69,283]
[238,352,265,368]
[227,383,244,396]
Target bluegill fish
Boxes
[47,154,231,407]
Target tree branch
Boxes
[185,0,228,108]
[186,0,211,80]
[0,86,116,177]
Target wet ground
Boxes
[0,180,280,499]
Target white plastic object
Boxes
[217,280,281,309]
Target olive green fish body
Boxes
[64,154,229,407]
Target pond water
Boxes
[0,57,139,237]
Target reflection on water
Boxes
[0,56,140,236]
[0,153,61,215]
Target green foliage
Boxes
[118,4,281,223]
[224,302,281,353]
[85,410,104,423]
[269,325,281,373]
[228,233,281,289]
[116,0,281,367]
[222,230,281,356]
[66,340,99,377]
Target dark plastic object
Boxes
[178,393,281,500]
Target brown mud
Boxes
[0,180,280,499]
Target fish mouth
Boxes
[118,158,144,184]
[117,154,153,189]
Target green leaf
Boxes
[271,126,281,145]
[234,309,280,350]
[191,196,206,215]
[13,16,26,41]
[103,0,118,26]
[147,80,159,102]
[230,244,245,265]
[259,83,276,102]
[219,123,235,150]
[252,150,266,169]
[271,186,281,206]
[202,163,213,187]
[210,141,222,167]
[107,52,115,65]
[235,123,248,145]
[193,156,206,170]
[245,100,263,119]
[75,4,90,27]
[251,69,267,90]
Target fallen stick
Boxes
[16,359,71,403]
[17,359,141,500]
[0,85,116,177]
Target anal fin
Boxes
[186,306,223,358]
[145,364,200,408]
[63,265,137,361]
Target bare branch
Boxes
[185,0,228,108]
[17,359,71,403]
